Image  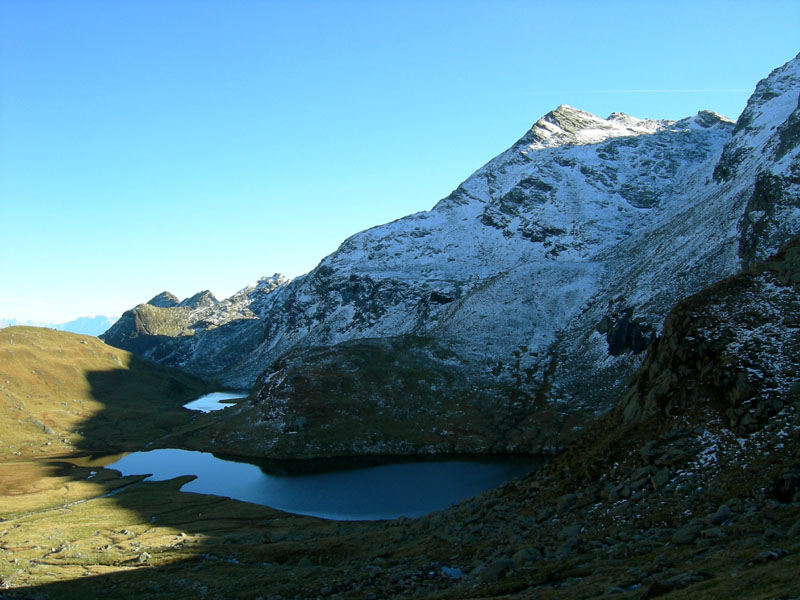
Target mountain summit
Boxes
[522,104,670,148]
[103,53,800,458]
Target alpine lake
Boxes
[101,392,540,521]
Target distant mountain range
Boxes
[102,53,800,458]
[0,315,115,337]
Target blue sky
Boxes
[1,0,798,323]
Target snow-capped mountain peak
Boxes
[102,54,800,458]
[521,104,669,150]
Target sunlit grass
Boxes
[0,326,212,457]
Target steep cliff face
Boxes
[714,55,800,265]
[108,54,800,457]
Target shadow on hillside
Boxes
[10,362,519,599]
[73,366,212,454]
[4,366,377,599]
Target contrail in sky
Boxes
[566,88,751,94]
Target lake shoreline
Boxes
[104,447,543,520]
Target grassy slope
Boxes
[0,326,213,457]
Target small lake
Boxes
[106,449,539,521]
[183,391,249,412]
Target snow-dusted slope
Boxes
[547,55,800,421]
[714,54,800,264]
[107,53,800,457]
[225,107,734,388]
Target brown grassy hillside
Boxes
[0,326,212,457]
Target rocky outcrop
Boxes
[713,56,800,266]
[100,275,287,381]
[621,235,800,428]
[146,291,180,308]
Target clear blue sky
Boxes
[1,0,798,323]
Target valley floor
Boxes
[2,266,800,600]
[1,403,799,600]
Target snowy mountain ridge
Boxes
[518,104,670,149]
[103,53,800,457]
[231,106,733,380]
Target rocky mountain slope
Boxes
[104,54,800,457]
[102,275,287,379]
[10,235,799,600]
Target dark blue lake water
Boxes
[106,449,538,521]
